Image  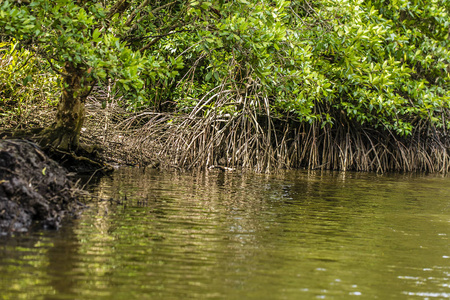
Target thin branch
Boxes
[125,0,150,27]
[126,1,177,35]
[107,0,131,19]
[43,56,69,77]
[128,29,190,42]
[139,28,184,52]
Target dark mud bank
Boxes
[0,139,82,235]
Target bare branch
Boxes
[125,0,150,27]
[126,1,177,35]
[107,0,131,19]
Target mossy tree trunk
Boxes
[40,63,92,151]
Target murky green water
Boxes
[1,169,449,299]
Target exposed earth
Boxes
[0,139,83,235]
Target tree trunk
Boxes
[40,64,90,151]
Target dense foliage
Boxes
[159,0,450,136]
[0,40,59,126]
[1,0,449,153]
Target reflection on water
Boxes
[1,169,449,299]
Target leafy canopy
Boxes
[1,0,450,136]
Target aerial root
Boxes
[103,111,450,173]
[81,88,450,173]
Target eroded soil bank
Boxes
[0,139,82,235]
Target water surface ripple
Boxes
[1,169,449,299]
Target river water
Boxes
[0,169,449,299]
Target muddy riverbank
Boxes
[0,139,83,235]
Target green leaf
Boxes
[22,75,33,86]
[92,28,101,42]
